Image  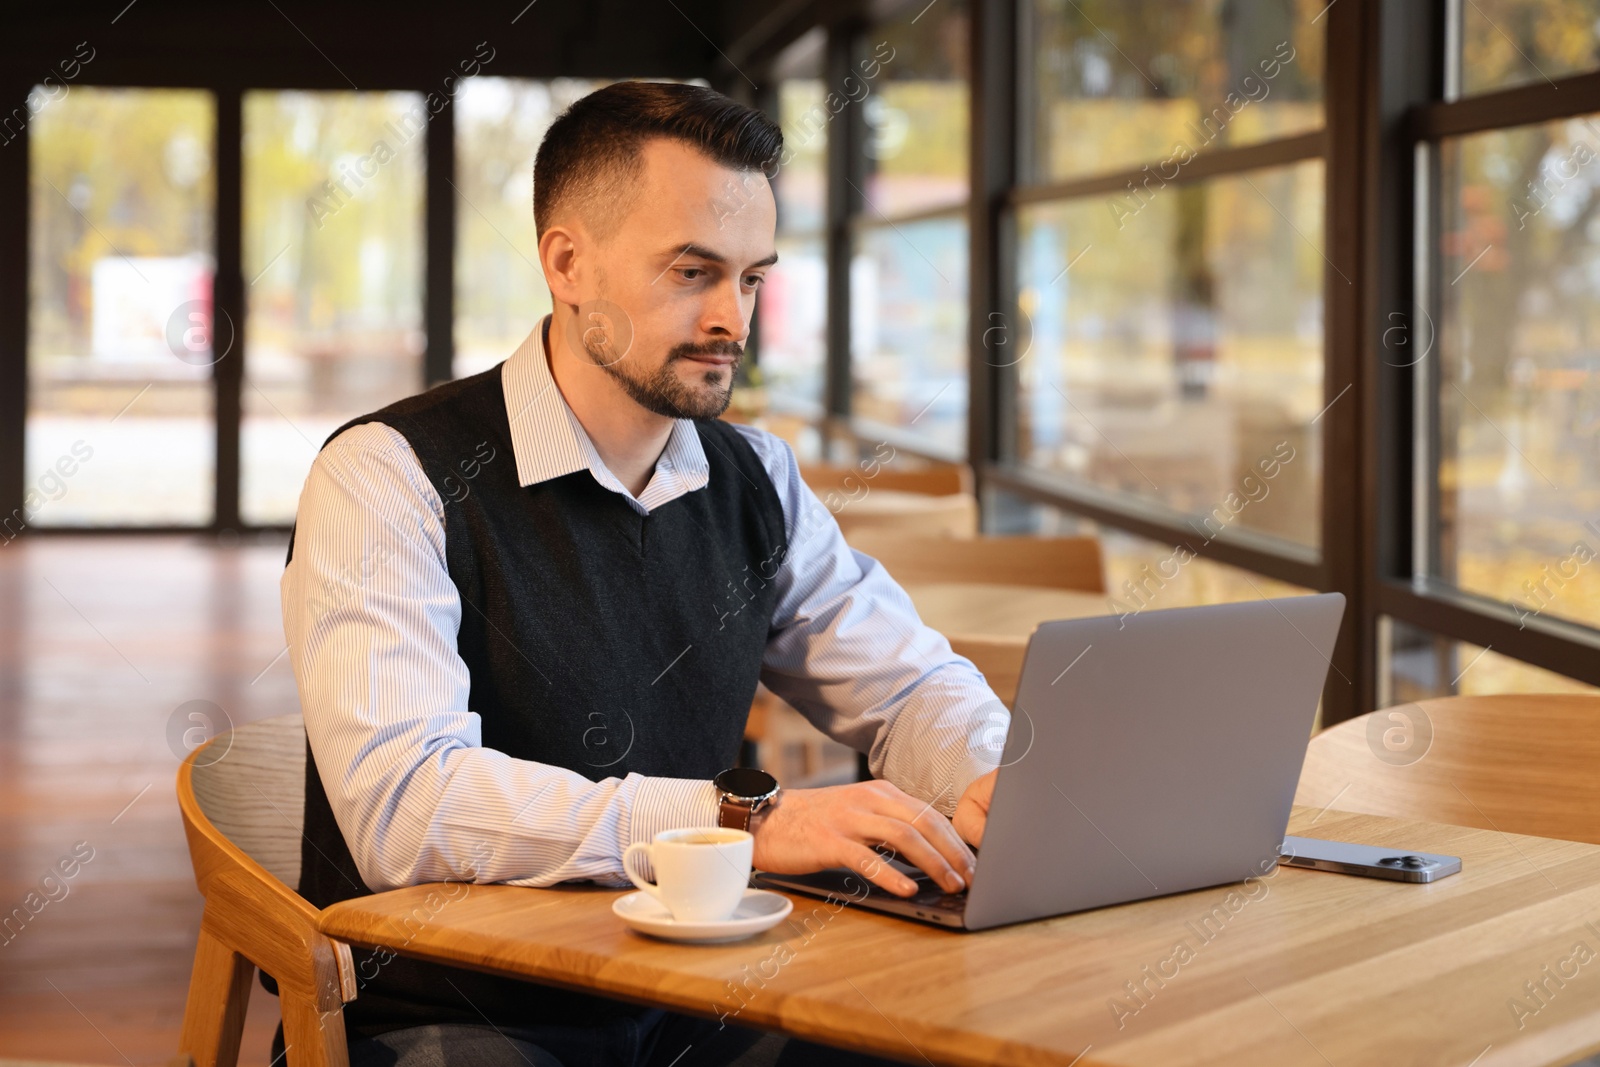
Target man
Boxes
[278,80,1009,1067]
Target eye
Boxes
[677,268,705,281]
[744,275,765,289]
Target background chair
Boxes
[178,714,356,1067]
[842,532,1106,594]
[1294,694,1600,845]
[847,533,1107,709]
[745,533,1105,779]
[800,461,978,540]
[798,460,971,497]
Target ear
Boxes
[539,224,583,306]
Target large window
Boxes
[849,0,971,454]
[758,32,829,414]
[1431,116,1600,631]
[455,78,609,378]
[1008,0,1329,555]
[851,214,969,449]
[1456,0,1600,95]
[27,87,215,527]
[241,90,426,526]
[1015,161,1324,548]
[1022,0,1323,182]
[17,0,1600,715]
[1376,0,1600,699]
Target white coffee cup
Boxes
[622,827,753,923]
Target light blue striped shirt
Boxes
[281,316,1008,892]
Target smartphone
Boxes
[1279,835,1462,883]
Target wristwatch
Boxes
[713,767,780,832]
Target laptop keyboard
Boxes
[866,858,968,912]
[897,878,968,912]
[754,858,971,915]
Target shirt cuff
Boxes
[946,750,1001,814]
[938,696,1010,815]
[622,775,721,881]
[629,774,721,842]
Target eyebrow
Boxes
[661,243,779,270]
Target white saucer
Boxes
[613,887,792,943]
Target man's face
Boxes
[568,138,778,421]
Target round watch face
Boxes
[715,767,777,799]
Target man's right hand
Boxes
[749,779,975,897]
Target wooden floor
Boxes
[0,535,296,1066]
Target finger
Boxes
[967,771,996,805]
[843,842,918,897]
[877,792,976,882]
[953,802,984,848]
[861,816,968,894]
[857,781,976,880]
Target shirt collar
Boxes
[500,314,711,502]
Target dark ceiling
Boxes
[0,0,854,93]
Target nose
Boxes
[699,275,751,345]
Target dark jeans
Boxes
[270,1010,903,1067]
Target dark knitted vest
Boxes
[282,358,786,1039]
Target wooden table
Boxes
[832,490,979,538]
[318,807,1600,1066]
[902,581,1108,639]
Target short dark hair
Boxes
[532,81,783,244]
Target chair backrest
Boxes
[845,532,1106,593]
[179,713,358,1067]
[756,413,816,456]
[834,493,979,540]
[1295,694,1600,845]
[800,461,972,497]
[188,713,306,889]
[950,634,1027,707]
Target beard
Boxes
[586,336,742,421]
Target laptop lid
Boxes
[960,593,1345,931]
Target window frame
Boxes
[838,12,975,463]
[982,0,1366,721]
[1369,3,1600,696]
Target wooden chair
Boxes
[847,534,1105,710]
[835,494,978,540]
[842,532,1106,594]
[754,413,816,457]
[802,461,979,539]
[798,461,972,497]
[1295,694,1600,845]
[178,714,357,1067]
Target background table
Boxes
[901,581,1108,639]
[319,808,1600,1066]
[831,490,979,539]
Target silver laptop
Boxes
[752,593,1346,931]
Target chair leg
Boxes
[180,924,254,1067]
[280,982,350,1067]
